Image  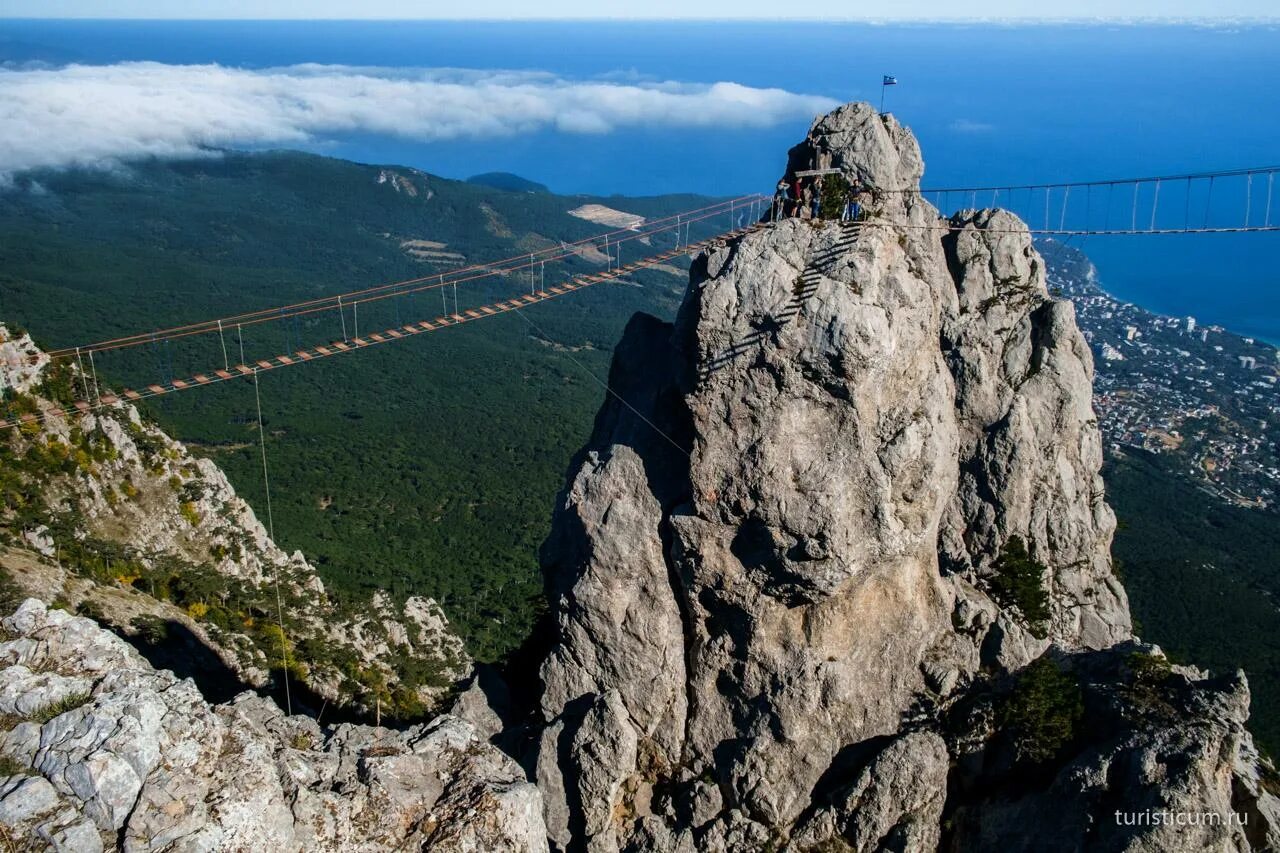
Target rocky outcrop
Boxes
[0,599,546,852]
[0,329,49,397]
[0,325,467,715]
[944,645,1280,853]
[936,208,1129,661]
[530,102,1274,851]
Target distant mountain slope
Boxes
[0,150,724,662]
[466,171,551,193]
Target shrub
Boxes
[1000,656,1083,765]
[76,598,108,624]
[34,362,79,409]
[179,480,206,504]
[387,685,427,720]
[0,391,38,422]
[0,754,32,778]
[818,173,852,221]
[0,570,26,615]
[179,501,202,527]
[29,691,91,724]
[131,615,169,644]
[113,571,140,588]
[990,536,1051,639]
[1120,651,1180,725]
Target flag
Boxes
[883,75,898,86]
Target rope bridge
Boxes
[914,165,1280,236]
[2,197,771,432]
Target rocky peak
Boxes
[529,102,1274,852]
[781,102,926,221]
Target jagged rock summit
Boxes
[531,101,1277,851]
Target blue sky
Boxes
[2,0,1277,19]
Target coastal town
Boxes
[1041,241,1280,510]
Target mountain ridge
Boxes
[467,172,552,194]
[0,323,467,720]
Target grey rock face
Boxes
[531,101,1272,852]
[936,208,1130,657]
[789,730,949,851]
[0,328,49,396]
[0,599,548,851]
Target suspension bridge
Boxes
[914,165,1280,236]
[2,163,1277,433]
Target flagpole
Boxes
[879,75,896,115]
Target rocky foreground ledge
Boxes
[0,599,546,852]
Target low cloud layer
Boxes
[0,62,837,180]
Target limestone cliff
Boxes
[531,103,1278,851]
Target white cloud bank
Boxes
[0,62,838,180]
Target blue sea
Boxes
[2,19,1278,341]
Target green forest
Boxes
[0,152,714,661]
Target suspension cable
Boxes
[911,164,1280,195]
[253,367,293,717]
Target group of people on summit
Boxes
[772,174,865,222]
